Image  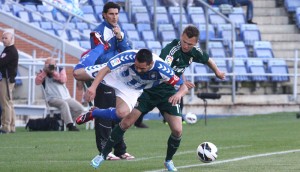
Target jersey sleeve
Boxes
[192,47,210,64]
[156,61,183,86]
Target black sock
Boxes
[165,134,181,161]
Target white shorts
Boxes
[85,64,142,112]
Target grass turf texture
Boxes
[0,112,299,172]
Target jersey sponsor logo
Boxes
[110,58,121,67]
[165,55,173,66]
[168,75,180,86]
[1,53,6,58]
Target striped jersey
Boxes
[106,50,183,90]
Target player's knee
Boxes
[73,70,81,80]
[172,129,182,138]
[115,108,130,119]
[120,120,133,130]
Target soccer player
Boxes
[74,2,134,160]
[86,25,226,171]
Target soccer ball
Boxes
[197,142,218,163]
[184,112,197,124]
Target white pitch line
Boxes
[131,145,251,162]
[145,149,300,172]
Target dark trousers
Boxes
[94,83,127,156]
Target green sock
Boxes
[165,134,181,161]
[102,124,125,159]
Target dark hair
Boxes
[183,25,200,39]
[135,49,153,65]
[102,2,120,19]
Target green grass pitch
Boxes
[0,112,299,172]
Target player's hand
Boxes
[216,71,226,80]
[84,87,96,102]
[168,94,181,106]
[184,81,195,89]
[113,26,122,40]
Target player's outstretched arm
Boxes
[85,66,110,102]
[207,58,226,80]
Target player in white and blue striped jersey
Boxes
[76,49,188,124]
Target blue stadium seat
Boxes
[171,14,188,27]
[132,6,148,13]
[82,13,98,23]
[126,30,140,41]
[246,59,268,81]
[232,41,248,58]
[158,24,175,32]
[81,5,94,14]
[52,23,64,30]
[141,30,155,41]
[56,29,70,40]
[12,4,24,16]
[131,41,146,49]
[43,11,54,21]
[120,23,136,30]
[190,13,206,25]
[209,14,227,27]
[194,63,210,82]
[284,0,300,12]
[146,41,162,50]
[94,5,104,14]
[54,11,67,22]
[187,6,204,15]
[79,41,90,49]
[40,21,52,30]
[253,41,274,60]
[227,59,250,81]
[133,13,150,23]
[228,7,246,28]
[119,12,129,23]
[69,30,81,41]
[137,23,151,32]
[90,0,104,6]
[17,11,30,22]
[81,29,91,40]
[145,0,163,6]
[160,30,176,42]
[46,29,57,36]
[208,42,227,58]
[31,22,40,28]
[155,13,170,24]
[150,6,167,15]
[130,0,144,6]
[162,41,171,47]
[37,5,52,13]
[199,24,215,43]
[240,24,261,47]
[267,59,290,82]
[24,4,37,11]
[168,6,186,14]
[216,24,235,47]
[30,12,42,22]
[76,22,89,31]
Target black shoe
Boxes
[134,123,149,128]
[247,20,257,24]
[0,129,8,134]
[67,123,80,131]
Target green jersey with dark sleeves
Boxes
[142,39,209,97]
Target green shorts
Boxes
[135,84,182,117]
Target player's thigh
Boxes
[135,92,157,114]
[115,97,131,118]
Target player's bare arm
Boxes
[207,58,226,80]
[85,66,111,102]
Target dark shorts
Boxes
[135,87,182,117]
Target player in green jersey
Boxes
[92,25,226,171]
